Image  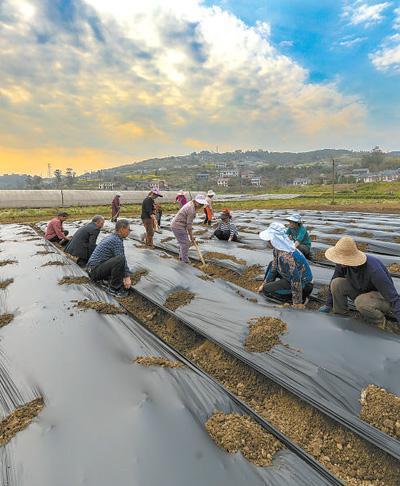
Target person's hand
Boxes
[228,238,232,242]
[319,305,332,313]
[123,276,132,289]
[257,283,264,293]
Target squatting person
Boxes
[210,208,239,242]
[45,212,71,246]
[141,187,163,247]
[258,222,314,305]
[65,215,105,267]
[285,213,312,259]
[319,236,400,327]
[171,194,207,263]
[87,219,132,296]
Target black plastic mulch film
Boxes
[0,224,331,486]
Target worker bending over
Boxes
[87,219,132,296]
[171,194,207,263]
[258,222,313,305]
[285,213,312,259]
[65,215,104,267]
[45,212,71,246]
[320,236,400,327]
[210,208,239,242]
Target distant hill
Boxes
[0,174,27,188]
[83,149,355,177]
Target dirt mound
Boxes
[26,237,41,241]
[394,236,400,244]
[203,251,246,265]
[359,232,373,238]
[0,398,44,447]
[0,278,13,289]
[134,356,183,368]
[387,263,400,273]
[75,300,125,314]
[164,290,195,311]
[197,263,262,292]
[357,242,368,251]
[244,317,288,353]
[205,412,281,467]
[322,238,338,245]
[0,259,17,267]
[360,385,400,439]
[36,250,54,255]
[160,236,174,243]
[0,314,14,328]
[58,276,91,285]
[194,229,208,235]
[313,249,328,262]
[131,269,149,285]
[42,261,68,267]
[17,231,35,236]
[330,228,346,234]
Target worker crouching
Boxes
[258,222,313,305]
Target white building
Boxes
[99,182,114,190]
[250,176,262,186]
[292,177,311,186]
[219,169,239,178]
[217,178,229,187]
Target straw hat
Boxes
[207,190,216,197]
[325,236,367,266]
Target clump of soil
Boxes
[74,300,125,314]
[164,290,195,311]
[330,228,346,234]
[0,398,44,447]
[204,252,246,265]
[26,237,41,241]
[323,238,338,246]
[119,292,400,484]
[41,261,68,267]
[194,229,208,236]
[387,263,400,274]
[359,232,373,238]
[0,278,14,289]
[357,242,368,252]
[0,259,17,267]
[313,249,328,262]
[134,356,184,368]
[0,314,14,328]
[394,236,400,244]
[17,231,35,236]
[160,236,174,243]
[244,317,288,353]
[205,411,282,467]
[131,269,149,285]
[58,276,91,285]
[36,250,54,255]
[197,263,262,292]
[310,234,317,241]
[197,273,214,281]
[360,385,400,439]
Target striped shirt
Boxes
[87,233,130,276]
[215,220,238,238]
[171,201,196,230]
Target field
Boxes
[1,208,400,484]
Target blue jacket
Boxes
[87,233,130,276]
[265,249,313,304]
[326,255,400,322]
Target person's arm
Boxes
[186,205,196,243]
[228,222,236,242]
[295,226,306,246]
[258,258,277,292]
[54,220,67,239]
[371,268,400,322]
[112,238,130,277]
[88,228,100,256]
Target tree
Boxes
[54,169,62,188]
[25,175,33,189]
[32,175,42,189]
[361,146,385,171]
[65,167,75,187]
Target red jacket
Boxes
[45,218,66,240]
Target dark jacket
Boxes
[141,196,155,220]
[65,222,100,260]
[326,254,400,322]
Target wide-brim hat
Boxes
[259,222,285,241]
[207,190,216,197]
[151,187,163,197]
[194,194,207,205]
[286,213,302,223]
[177,190,184,195]
[325,236,367,266]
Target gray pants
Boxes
[330,277,391,326]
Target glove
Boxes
[319,305,332,313]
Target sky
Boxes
[0,0,399,175]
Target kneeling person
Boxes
[87,219,132,296]
[285,213,311,259]
[45,212,71,246]
[65,215,104,267]
[320,236,400,327]
[258,222,313,305]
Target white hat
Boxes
[177,190,184,195]
[286,213,302,223]
[207,190,216,197]
[259,222,296,253]
[194,194,207,205]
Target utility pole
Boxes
[47,163,52,178]
[331,159,335,205]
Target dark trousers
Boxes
[297,244,311,259]
[49,230,69,246]
[88,255,125,290]
[77,257,88,268]
[214,230,238,242]
[263,278,313,303]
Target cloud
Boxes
[279,40,294,48]
[338,35,368,47]
[0,0,367,174]
[342,1,391,27]
[370,34,400,72]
